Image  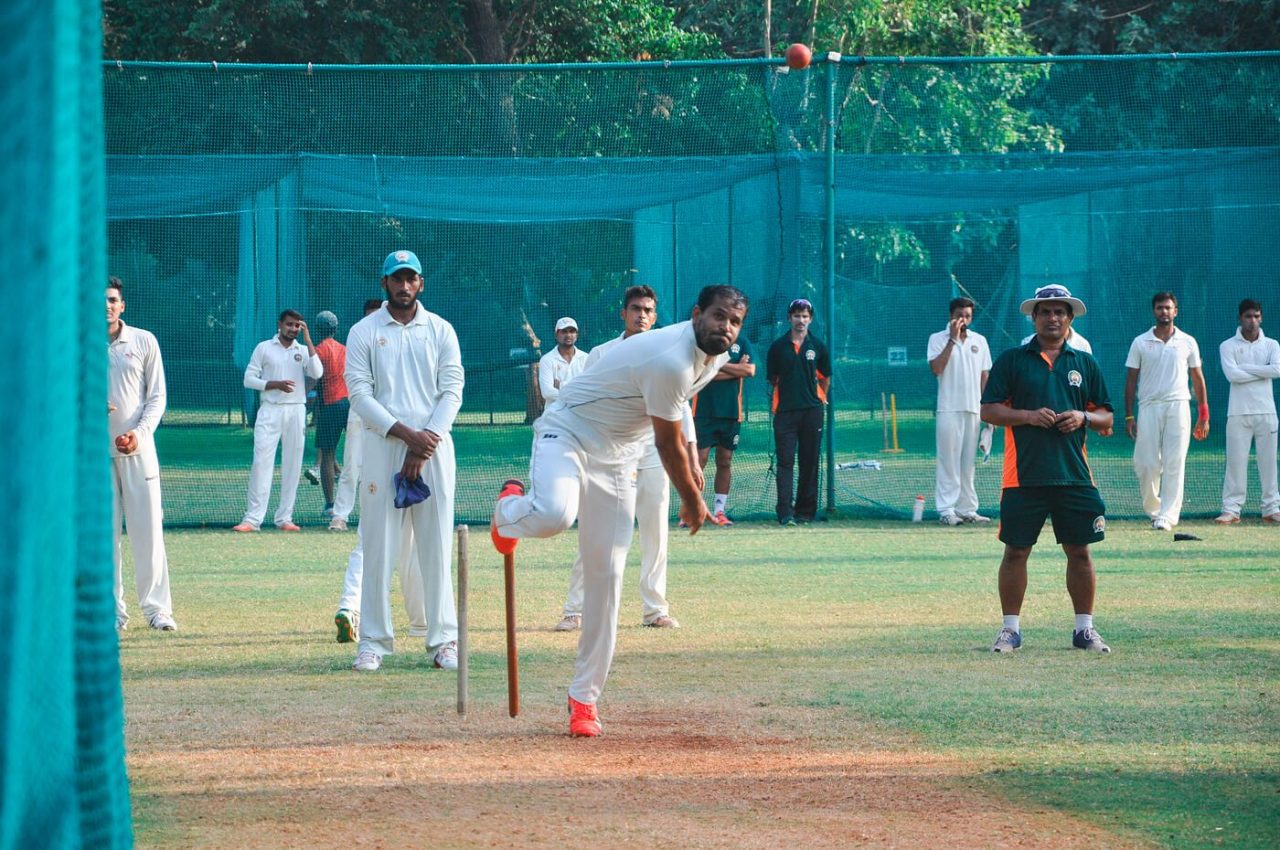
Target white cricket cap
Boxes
[555,317,578,331]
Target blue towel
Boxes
[393,473,431,508]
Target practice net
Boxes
[104,54,1280,525]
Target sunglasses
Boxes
[1034,286,1071,299]
[789,298,813,312]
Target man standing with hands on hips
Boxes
[1124,292,1209,531]
[107,276,177,632]
[234,310,322,532]
[345,250,463,673]
[927,296,992,525]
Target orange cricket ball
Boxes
[785,43,812,70]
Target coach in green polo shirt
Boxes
[979,285,1114,655]
[692,335,755,525]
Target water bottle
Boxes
[911,495,925,522]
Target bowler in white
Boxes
[235,310,322,532]
[1216,298,1280,524]
[492,284,747,738]
[927,296,992,525]
[345,250,463,673]
[1124,291,1209,530]
[106,277,177,632]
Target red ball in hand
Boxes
[785,43,812,70]
[115,433,133,453]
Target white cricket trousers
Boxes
[111,449,173,623]
[356,432,457,657]
[495,418,638,705]
[1134,399,1191,524]
[242,401,307,527]
[934,410,980,516]
[331,409,363,522]
[338,521,429,637]
[1221,413,1280,517]
[562,463,671,622]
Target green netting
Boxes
[2,0,132,848]
[103,54,1280,525]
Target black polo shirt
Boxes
[766,332,830,413]
[981,338,1112,489]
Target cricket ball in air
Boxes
[785,43,812,70]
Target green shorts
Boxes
[694,417,740,451]
[998,485,1106,548]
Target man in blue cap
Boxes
[344,250,464,673]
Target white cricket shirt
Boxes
[345,303,464,438]
[1020,329,1093,354]
[538,346,588,402]
[552,322,723,458]
[243,335,323,405]
[1219,328,1280,417]
[927,328,991,413]
[107,321,166,457]
[1125,327,1202,404]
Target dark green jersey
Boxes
[692,337,753,421]
[981,338,1112,489]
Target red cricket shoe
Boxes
[490,479,525,555]
[568,695,601,737]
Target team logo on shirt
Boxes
[730,343,740,355]
[1093,515,1106,533]
[970,344,979,353]
[732,434,740,447]
[805,350,816,361]
[1068,370,1082,387]
[377,337,388,347]
[294,353,303,362]
[368,483,377,494]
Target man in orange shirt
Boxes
[311,310,349,518]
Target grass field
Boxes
[153,409,1256,527]
[120,519,1278,848]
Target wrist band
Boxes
[1125,415,1135,421]
[1198,403,1209,421]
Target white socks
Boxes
[714,493,727,514]
[1075,614,1093,632]
[1002,615,1020,633]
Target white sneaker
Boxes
[554,614,582,631]
[939,512,963,526]
[328,516,349,531]
[960,513,991,524]
[353,650,381,671]
[149,613,178,631]
[1152,518,1173,531]
[433,641,458,670]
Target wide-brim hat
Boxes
[1020,284,1086,317]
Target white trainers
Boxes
[554,614,582,631]
[149,613,178,631]
[960,513,991,524]
[328,516,349,531]
[353,650,381,671]
[939,512,963,526]
[433,641,458,670]
[1152,518,1173,531]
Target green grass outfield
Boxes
[153,409,1257,526]
[121,519,1279,848]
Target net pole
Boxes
[823,52,838,517]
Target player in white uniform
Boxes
[1124,291,1209,530]
[234,311,322,532]
[538,316,588,405]
[492,284,747,738]
[106,277,177,632]
[1215,298,1280,524]
[345,250,463,672]
[554,287,699,632]
[927,296,992,525]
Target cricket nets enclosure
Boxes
[105,53,1280,524]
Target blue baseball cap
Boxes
[382,250,422,277]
